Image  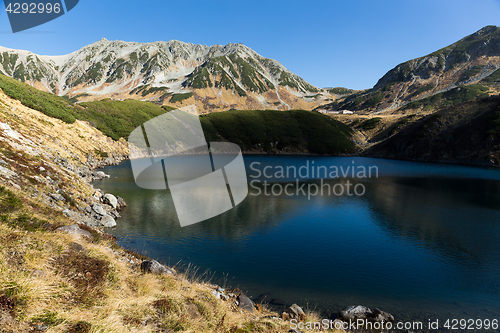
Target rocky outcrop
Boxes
[281,304,306,321]
[338,305,394,324]
[140,260,175,275]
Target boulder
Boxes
[103,194,118,209]
[285,304,306,321]
[49,193,66,202]
[95,171,109,179]
[117,196,127,210]
[237,294,254,313]
[100,215,116,228]
[68,242,88,254]
[140,260,175,275]
[92,203,106,216]
[338,305,394,323]
[56,225,92,239]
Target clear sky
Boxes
[1,0,500,90]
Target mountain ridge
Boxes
[0,39,329,112]
[318,25,500,114]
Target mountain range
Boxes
[2,26,500,115]
[0,39,328,112]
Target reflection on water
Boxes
[95,156,500,324]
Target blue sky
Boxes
[1,0,500,90]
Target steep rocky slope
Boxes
[321,26,500,113]
[363,96,500,166]
[0,39,330,113]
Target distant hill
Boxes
[0,39,331,112]
[364,96,500,166]
[320,26,500,113]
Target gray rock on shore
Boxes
[103,193,118,209]
[338,305,394,323]
[285,304,306,321]
[100,215,116,228]
[140,260,175,275]
[92,203,106,216]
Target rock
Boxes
[49,193,66,202]
[185,303,202,320]
[338,305,394,323]
[103,193,118,209]
[212,290,221,299]
[117,196,127,210]
[0,165,16,179]
[95,171,109,179]
[39,166,45,172]
[108,210,121,219]
[56,225,92,239]
[92,203,106,215]
[100,215,116,228]
[68,242,88,253]
[62,209,71,217]
[237,294,254,313]
[285,304,306,321]
[93,190,103,198]
[140,260,175,275]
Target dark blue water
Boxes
[94,156,500,323]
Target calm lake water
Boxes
[94,156,500,326]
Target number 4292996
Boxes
[5,3,61,14]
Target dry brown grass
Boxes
[0,185,343,333]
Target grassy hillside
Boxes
[402,84,490,111]
[0,81,343,333]
[200,110,354,155]
[365,96,500,166]
[77,100,174,141]
[0,74,78,123]
[0,74,353,154]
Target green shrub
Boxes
[0,74,76,123]
[170,93,193,103]
[0,186,23,213]
[200,110,354,154]
[78,99,169,140]
[359,117,382,130]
